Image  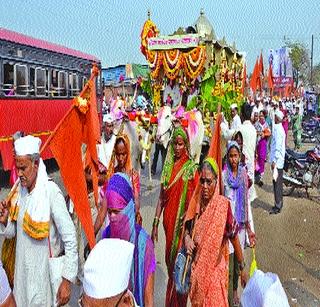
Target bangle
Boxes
[153,217,160,227]
[239,261,246,271]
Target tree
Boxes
[285,40,310,87]
[313,63,320,88]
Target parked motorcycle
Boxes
[283,146,320,197]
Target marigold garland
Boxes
[140,19,159,58]
[183,46,206,80]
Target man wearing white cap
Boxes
[81,238,138,306]
[0,135,78,306]
[230,103,242,130]
[269,110,286,214]
[97,113,116,169]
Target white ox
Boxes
[156,106,204,163]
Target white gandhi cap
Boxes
[14,135,41,156]
[103,113,115,124]
[275,109,284,121]
[230,103,238,110]
[83,238,134,299]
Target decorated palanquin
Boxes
[140,10,247,130]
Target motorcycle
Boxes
[283,146,320,197]
[301,118,320,143]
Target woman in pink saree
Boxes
[184,158,248,306]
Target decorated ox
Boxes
[156,105,205,164]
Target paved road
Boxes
[1,133,320,306]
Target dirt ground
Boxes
[0,131,319,306]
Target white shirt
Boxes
[97,134,116,169]
[239,120,257,232]
[230,114,242,130]
[270,123,286,169]
[0,181,78,306]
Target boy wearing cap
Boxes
[0,135,78,306]
[269,111,286,214]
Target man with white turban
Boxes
[81,238,138,306]
[0,135,78,306]
[230,103,242,130]
[97,113,116,169]
[269,110,286,214]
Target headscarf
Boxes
[203,157,219,177]
[104,173,155,307]
[225,141,248,225]
[161,126,190,188]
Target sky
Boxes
[1,0,320,72]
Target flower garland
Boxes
[147,50,162,79]
[140,19,158,58]
[163,50,183,80]
[183,46,206,80]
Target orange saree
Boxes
[184,182,231,307]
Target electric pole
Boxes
[310,34,314,86]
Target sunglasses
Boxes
[200,177,216,186]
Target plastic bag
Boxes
[249,248,258,277]
[272,167,278,181]
[241,270,290,307]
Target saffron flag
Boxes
[258,52,264,90]
[259,52,264,77]
[47,66,100,249]
[250,59,259,93]
[268,63,274,94]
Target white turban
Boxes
[14,135,41,156]
[275,110,284,121]
[103,113,115,124]
[230,103,238,110]
[83,239,134,299]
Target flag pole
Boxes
[40,64,99,153]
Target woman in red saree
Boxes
[151,126,198,307]
[184,158,248,306]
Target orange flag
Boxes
[45,66,100,249]
[258,52,264,90]
[259,52,264,76]
[249,59,259,93]
[268,62,274,94]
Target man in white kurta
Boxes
[0,135,77,307]
[97,113,116,170]
[230,103,242,130]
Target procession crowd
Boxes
[0,93,313,307]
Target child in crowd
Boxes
[223,141,255,306]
